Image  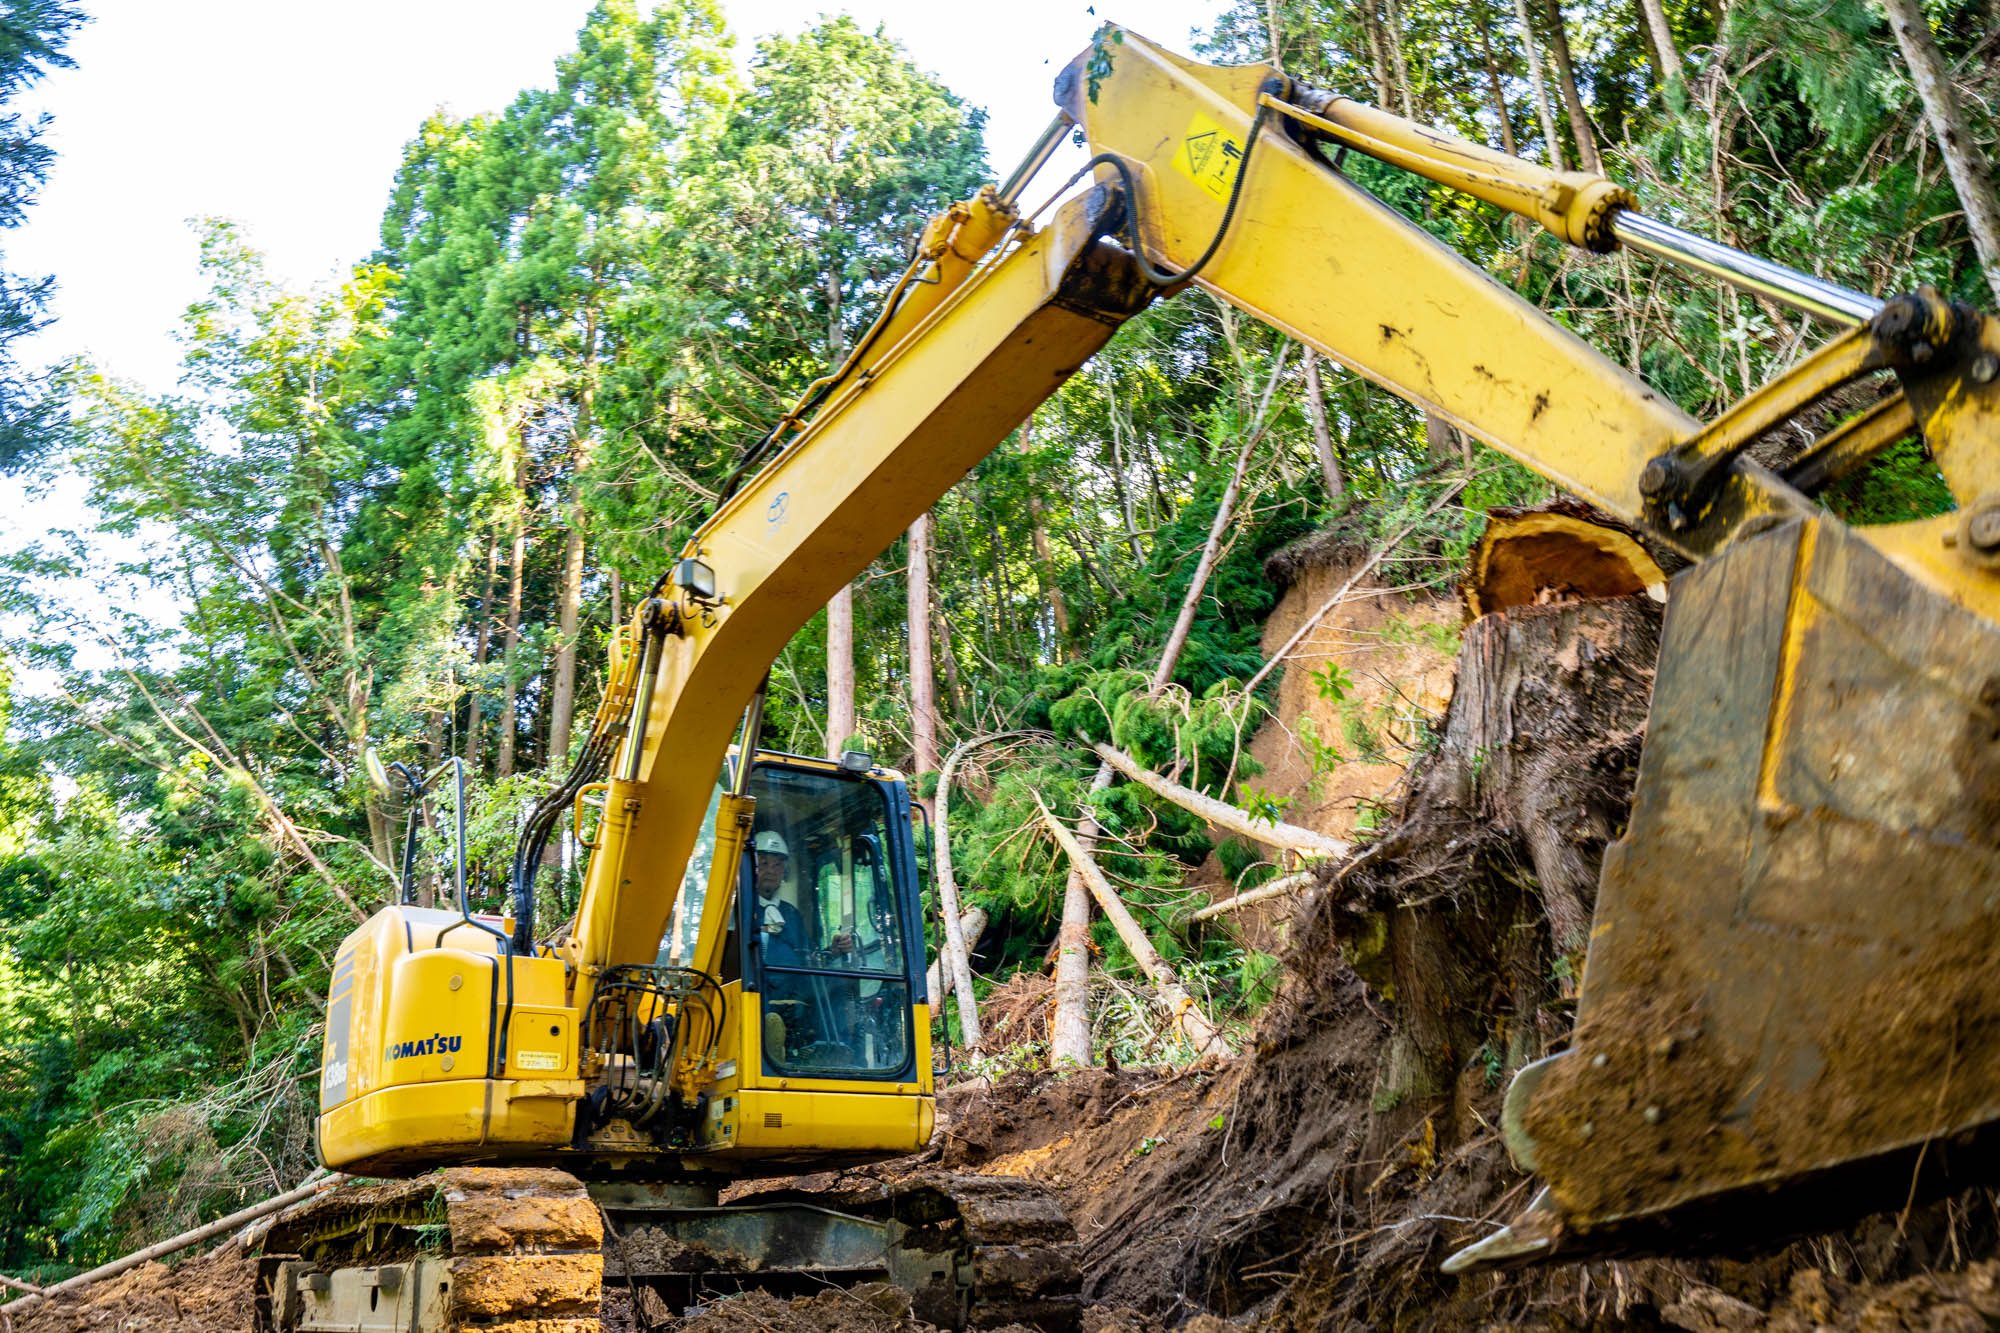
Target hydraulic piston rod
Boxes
[1609,210,1883,326]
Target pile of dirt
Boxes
[3,1239,261,1332]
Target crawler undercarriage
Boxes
[255,1168,1081,1332]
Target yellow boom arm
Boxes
[546,25,2000,1264]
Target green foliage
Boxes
[1310,663,1352,703]
[1821,439,1956,525]
[0,0,85,468]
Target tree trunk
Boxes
[1541,0,1602,174]
[1106,415,1147,563]
[1474,2,1520,157]
[1635,0,1685,90]
[1301,352,1346,504]
[1089,740,1349,858]
[936,732,1020,1048]
[1381,0,1416,117]
[927,906,988,1009]
[496,460,528,779]
[464,532,498,766]
[550,522,587,767]
[932,593,966,716]
[827,583,855,756]
[1036,794,1232,1058]
[1882,0,2000,303]
[1027,493,1071,659]
[1050,762,1113,1068]
[1512,0,1568,169]
[549,294,601,767]
[1337,595,1660,1136]
[1359,0,1394,108]
[907,511,940,785]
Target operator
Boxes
[751,830,854,967]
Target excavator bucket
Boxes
[1456,513,2000,1268]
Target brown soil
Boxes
[4,1238,261,1332]
[635,1281,933,1332]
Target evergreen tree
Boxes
[0,0,83,467]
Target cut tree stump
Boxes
[1461,497,1667,620]
[1316,592,1662,1164]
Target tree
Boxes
[654,17,985,753]
[1880,0,2000,302]
[0,0,83,468]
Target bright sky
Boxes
[7,0,1229,398]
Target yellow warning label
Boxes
[1172,112,1245,202]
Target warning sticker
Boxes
[515,1050,563,1071]
[1172,112,1245,202]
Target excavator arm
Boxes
[327,20,2000,1282]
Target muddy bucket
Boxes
[1452,514,2000,1269]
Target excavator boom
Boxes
[294,23,2000,1327]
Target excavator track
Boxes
[882,1172,1082,1331]
[258,1168,1077,1331]
[257,1168,602,1332]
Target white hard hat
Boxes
[753,830,789,856]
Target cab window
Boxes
[743,764,911,1078]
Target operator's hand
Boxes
[830,930,855,955]
[762,904,785,935]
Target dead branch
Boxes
[1190,870,1318,922]
[1089,740,1348,859]
[1033,793,1232,1059]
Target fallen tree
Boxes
[0,1173,349,1318]
[1034,792,1232,1059]
[925,905,988,1009]
[1089,739,1347,859]
[1069,590,1664,1325]
[935,731,1038,1048]
[1189,870,1316,922]
[1046,346,1298,1067]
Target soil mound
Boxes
[4,1239,260,1332]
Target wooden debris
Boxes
[1190,871,1317,922]
[1089,740,1347,859]
[1033,793,1232,1059]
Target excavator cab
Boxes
[737,759,918,1079]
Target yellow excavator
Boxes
[264,22,2000,1330]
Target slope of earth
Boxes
[3,1239,261,1332]
[1247,531,1460,850]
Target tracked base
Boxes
[259,1168,602,1332]
[259,1168,1078,1331]
[599,1172,1080,1331]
